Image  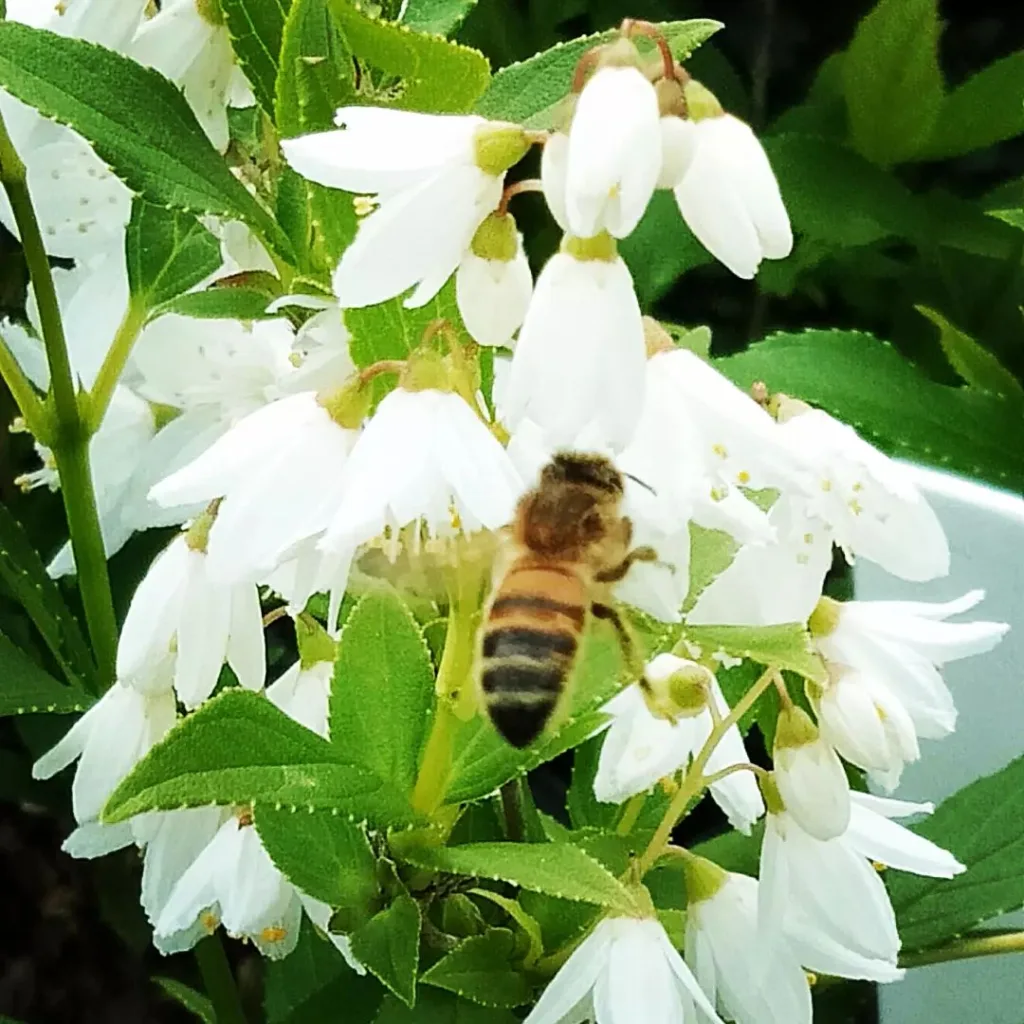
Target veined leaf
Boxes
[330,588,435,796]
[102,689,417,826]
[330,0,490,113]
[0,22,293,261]
[421,929,532,1008]
[0,633,93,716]
[401,0,478,37]
[888,754,1024,951]
[151,280,282,322]
[0,503,94,689]
[153,978,215,1024]
[221,0,294,118]
[394,841,639,913]
[916,305,1024,401]
[255,804,378,910]
[349,894,421,1007]
[126,200,221,311]
[475,19,722,127]
[842,0,944,166]
[716,330,1024,493]
[682,623,827,685]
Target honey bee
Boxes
[479,452,657,748]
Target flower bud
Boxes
[561,231,618,262]
[196,0,225,26]
[681,79,725,121]
[682,851,729,905]
[400,349,451,393]
[317,375,372,429]
[184,499,222,554]
[773,704,851,840]
[642,316,676,357]
[809,596,842,638]
[295,614,337,671]
[473,124,531,177]
[640,653,712,722]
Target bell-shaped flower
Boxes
[772,703,850,841]
[683,856,811,1024]
[282,108,531,308]
[32,668,177,825]
[811,591,1008,742]
[149,387,363,586]
[131,0,251,151]
[499,235,645,450]
[659,85,791,279]
[544,63,662,238]
[594,655,764,834]
[318,380,523,620]
[455,211,533,346]
[523,915,722,1024]
[778,402,950,581]
[759,785,963,982]
[116,519,266,709]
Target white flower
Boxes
[551,65,662,238]
[778,404,950,582]
[149,391,361,585]
[282,108,523,308]
[684,863,811,1024]
[155,809,304,959]
[661,113,792,279]
[131,0,250,152]
[772,704,851,841]
[813,591,1008,742]
[594,655,764,834]
[760,789,963,982]
[116,529,266,708]
[524,916,722,1024]
[266,658,332,738]
[318,387,522,615]
[455,233,533,347]
[32,671,177,825]
[499,249,645,450]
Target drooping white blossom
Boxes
[683,858,812,1024]
[523,916,722,1024]
[500,245,646,450]
[116,527,266,708]
[282,108,527,308]
[760,787,963,982]
[660,109,792,279]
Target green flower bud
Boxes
[317,375,372,429]
[808,596,842,638]
[774,704,820,753]
[682,79,724,122]
[473,124,531,177]
[470,211,519,262]
[295,614,337,670]
[561,231,618,262]
[682,851,729,905]
[400,349,451,393]
[758,771,786,815]
[184,499,222,553]
[642,662,712,721]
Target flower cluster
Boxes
[6,6,1009,1022]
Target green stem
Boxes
[901,931,1024,969]
[195,935,248,1024]
[0,330,48,439]
[615,792,647,836]
[86,298,147,432]
[0,107,118,685]
[637,665,777,875]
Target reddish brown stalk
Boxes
[357,359,406,385]
[621,18,677,81]
[496,178,543,217]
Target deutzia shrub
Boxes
[0,2,1019,1022]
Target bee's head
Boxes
[541,451,624,497]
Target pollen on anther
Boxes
[711,442,728,459]
[200,911,220,933]
[261,926,288,943]
[736,470,751,484]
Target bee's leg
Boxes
[594,545,659,584]
[592,601,644,679]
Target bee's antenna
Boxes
[623,472,657,496]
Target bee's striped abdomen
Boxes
[480,565,585,748]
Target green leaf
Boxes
[331,588,434,795]
[401,0,477,37]
[421,929,532,1008]
[475,20,722,127]
[0,633,94,716]
[918,51,1024,160]
[842,0,944,166]
[265,919,384,1024]
[682,623,827,685]
[255,804,378,909]
[0,502,94,689]
[330,0,490,113]
[221,0,293,118]
[349,894,421,1007]
[716,329,1024,493]
[126,200,221,311]
[102,689,417,826]
[153,978,215,1024]
[375,989,518,1024]
[0,22,293,261]
[394,841,638,913]
[916,305,1024,401]
[151,278,283,322]
[684,524,739,615]
[888,754,1024,951]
